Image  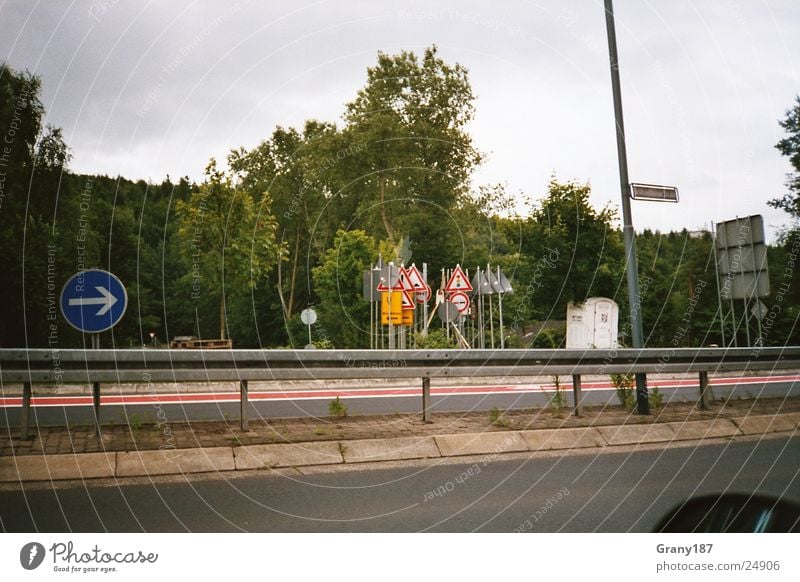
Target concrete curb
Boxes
[116,447,235,477]
[1,415,798,483]
[234,442,342,470]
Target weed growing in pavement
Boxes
[128,413,143,432]
[328,396,348,418]
[649,387,664,410]
[611,373,635,411]
[489,407,511,428]
[548,375,565,417]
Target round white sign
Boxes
[449,291,470,314]
[300,308,317,325]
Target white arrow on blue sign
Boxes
[60,269,128,333]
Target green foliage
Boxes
[610,373,635,411]
[328,396,348,418]
[128,413,143,432]
[176,159,283,341]
[228,121,340,340]
[504,178,623,328]
[635,229,719,347]
[489,407,511,428]
[3,59,800,353]
[413,328,459,349]
[769,95,800,221]
[0,63,47,346]
[312,229,383,348]
[649,387,664,410]
[531,326,566,349]
[342,46,481,270]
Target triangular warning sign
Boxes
[399,267,415,291]
[401,290,415,309]
[406,264,426,290]
[445,264,473,292]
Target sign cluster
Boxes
[373,263,431,326]
[363,259,514,349]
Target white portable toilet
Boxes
[566,297,619,349]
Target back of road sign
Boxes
[60,269,128,333]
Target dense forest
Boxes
[1,49,799,350]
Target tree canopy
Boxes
[2,57,798,349]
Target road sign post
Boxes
[422,377,432,423]
[240,380,249,431]
[604,0,648,414]
[301,308,318,348]
[60,269,128,435]
[422,263,429,337]
[572,374,583,417]
[20,382,32,440]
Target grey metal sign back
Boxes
[715,215,769,300]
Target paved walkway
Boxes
[1,397,798,483]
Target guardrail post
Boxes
[635,372,650,415]
[20,382,32,440]
[92,381,101,436]
[240,380,249,431]
[572,374,583,417]
[698,371,711,410]
[422,377,431,423]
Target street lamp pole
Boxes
[603,0,649,414]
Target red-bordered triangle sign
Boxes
[399,267,415,291]
[401,290,415,309]
[406,264,426,290]
[445,264,473,292]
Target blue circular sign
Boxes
[60,269,128,333]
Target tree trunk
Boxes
[379,174,394,241]
[276,232,289,321]
[287,228,301,318]
[219,294,226,340]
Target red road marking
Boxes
[1,375,797,408]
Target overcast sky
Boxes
[2,0,799,240]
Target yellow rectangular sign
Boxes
[381,291,403,325]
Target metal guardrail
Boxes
[2,347,798,438]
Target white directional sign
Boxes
[630,183,679,203]
[60,269,128,333]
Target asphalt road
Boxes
[2,436,798,532]
[1,377,797,428]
